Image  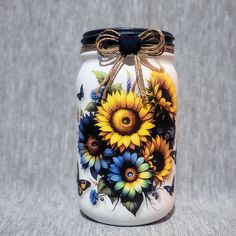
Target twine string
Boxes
[95,28,165,102]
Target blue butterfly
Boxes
[77,85,84,100]
[164,176,175,196]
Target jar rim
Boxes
[81,27,175,46]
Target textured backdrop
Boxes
[0,0,235,235]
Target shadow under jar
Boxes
[76,27,177,226]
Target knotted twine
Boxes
[95,29,166,102]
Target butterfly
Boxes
[78,179,91,196]
[77,84,84,100]
[77,163,91,196]
[164,176,175,196]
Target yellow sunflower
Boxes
[148,71,177,115]
[95,91,155,152]
[142,135,172,184]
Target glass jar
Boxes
[76,28,177,226]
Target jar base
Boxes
[80,205,175,226]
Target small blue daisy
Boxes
[78,114,115,174]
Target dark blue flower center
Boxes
[124,168,137,182]
[127,172,133,177]
[87,136,102,156]
[153,152,165,172]
[91,140,98,147]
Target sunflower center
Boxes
[161,87,172,103]
[111,109,140,135]
[124,168,138,182]
[152,151,165,172]
[86,136,102,156]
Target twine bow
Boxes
[95,28,165,102]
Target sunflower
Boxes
[78,114,114,173]
[142,136,172,184]
[95,91,155,152]
[147,71,177,115]
[107,151,152,199]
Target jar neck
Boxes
[80,51,175,64]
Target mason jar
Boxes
[76,28,177,226]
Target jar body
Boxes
[76,51,178,226]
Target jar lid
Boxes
[81,27,175,46]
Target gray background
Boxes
[0,0,235,235]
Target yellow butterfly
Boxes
[78,179,91,196]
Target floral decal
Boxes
[95,91,154,152]
[77,70,177,216]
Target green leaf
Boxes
[97,178,115,196]
[85,102,97,112]
[97,178,106,193]
[80,109,84,117]
[110,83,122,92]
[92,70,107,84]
[108,195,119,204]
[121,194,143,216]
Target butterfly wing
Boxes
[164,186,172,195]
[80,85,84,98]
[164,176,175,196]
[77,85,84,100]
[78,180,91,196]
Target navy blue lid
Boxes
[81,27,174,46]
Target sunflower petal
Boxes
[100,126,114,132]
[126,92,135,109]
[96,122,110,127]
[120,92,126,108]
[107,94,117,111]
[138,129,150,136]
[119,145,126,153]
[140,122,155,130]
[159,170,169,176]
[96,115,108,122]
[110,133,121,145]
[138,107,150,119]
[130,133,140,146]
[123,135,131,148]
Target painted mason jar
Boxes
[76,28,177,226]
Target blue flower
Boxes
[78,114,115,173]
[89,190,99,205]
[90,87,104,101]
[107,151,152,199]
